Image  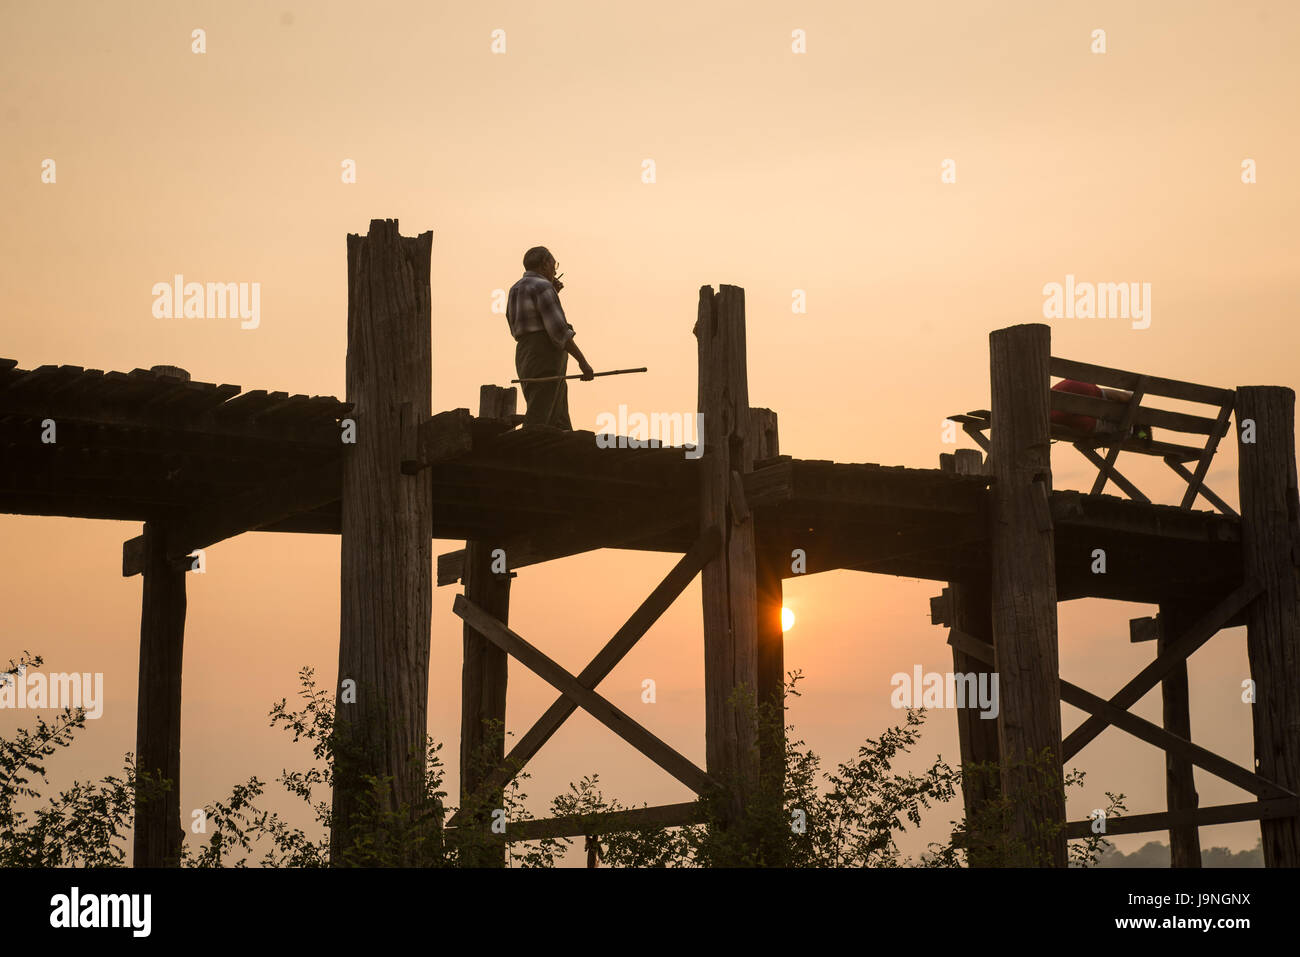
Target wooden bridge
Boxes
[2,219,1296,867]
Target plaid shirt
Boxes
[506,271,574,348]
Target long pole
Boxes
[511,366,647,384]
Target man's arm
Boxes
[565,336,594,380]
[536,284,594,379]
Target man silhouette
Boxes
[506,246,595,429]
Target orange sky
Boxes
[2,0,1298,864]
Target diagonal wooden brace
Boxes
[1073,444,1150,503]
[447,527,721,826]
[1176,398,1235,511]
[1165,457,1239,518]
[962,423,991,453]
[452,594,721,798]
[1061,579,1262,760]
[1089,377,1147,496]
[949,628,1293,800]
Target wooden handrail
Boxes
[1050,356,1234,406]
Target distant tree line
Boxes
[1095,839,1263,868]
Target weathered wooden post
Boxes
[695,285,760,813]
[1236,385,1300,867]
[988,323,1067,866]
[940,449,1001,865]
[1156,604,1202,867]
[750,409,784,858]
[134,520,187,867]
[459,384,516,867]
[332,219,434,864]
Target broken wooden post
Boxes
[988,323,1067,866]
[940,449,1001,865]
[1236,385,1300,867]
[695,285,760,814]
[459,384,516,867]
[332,219,434,864]
[133,520,187,867]
[1156,603,1202,867]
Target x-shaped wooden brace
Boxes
[446,527,723,828]
[1167,398,1236,516]
[947,578,1295,803]
[1077,386,1238,516]
[1084,376,1149,499]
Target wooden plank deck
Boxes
[0,358,1241,605]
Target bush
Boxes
[0,656,1122,868]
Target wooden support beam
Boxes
[1129,615,1161,643]
[941,449,1001,865]
[751,408,786,863]
[457,386,517,867]
[331,219,434,864]
[988,323,1066,866]
[453,595,720,797]
[755,535,784,796]
[133,520,187,867]
[695,285,760,809]
[1236,385,1300,867]
[1065,798,1300,840]
[743,461,794,509]
[401,407,474,474]
[447,527,721,828]
[1158,602,1203,867]
[437,505,694,585]
[930,587,953,627]
[800,519,986,582]
[1063,579,1262,760]
[458,540,511,805]
[749,409,784,809]
[951,629,1292,800]
[122,462,342,576]
[495,802,702,843]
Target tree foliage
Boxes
[0,656,1123,868]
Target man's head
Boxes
[523,246,557,279]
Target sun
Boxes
[781,607,795,632]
